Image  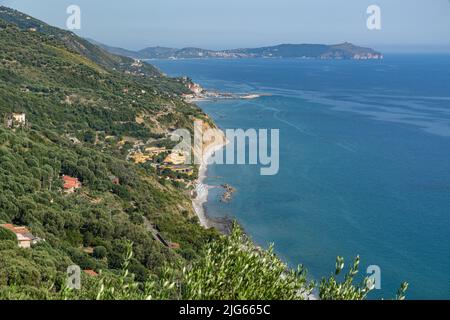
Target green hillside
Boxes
[0,6,161,77]
[0,6,217,297]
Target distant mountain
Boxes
[225,43,383,60]
[138,47,222,59]
[92,41,383,60]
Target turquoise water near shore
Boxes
[151,56,450,299]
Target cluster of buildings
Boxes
[186,82,204,95]
[129,146,167,164]
[181,80,207,101]
[181,81,238,103]
[131,59,143,68]
[157,150,194,176]
[159,151,193,176]
[353,53,384,60]
[129,145,194,177]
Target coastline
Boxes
[190,127,319,300]
[192,128,229,231]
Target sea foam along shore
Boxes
[192,128,229,229]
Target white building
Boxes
[12,113,26,124]
[6,112,26,128]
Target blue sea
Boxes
[151,55,450,299]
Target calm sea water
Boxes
[151,56,450,299]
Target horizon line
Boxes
[88,37,450,54]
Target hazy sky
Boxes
[2,0,450,52]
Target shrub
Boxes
[0,227,16,242]
[181,224,313,300]
[58,234,409,301]
[319,256,409,300]
[93,246,107,259]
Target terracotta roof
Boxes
[1,224,36,241]
[62,175,81,189]
[1,223,14,230]
[1,224,30,234]
[83,269,99,277]
[14,227,30,234]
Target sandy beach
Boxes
[192,129,228,229]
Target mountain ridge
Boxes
[0,6,162,77]
[93,41,383,60]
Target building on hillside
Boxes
[163,152,188,165]
[145,146,167,157]
[187,82,203,95]
[66,136,81,145]
[83,269,99,277]
[6,112,26,129]
[130,152,152,164]
[62,175,81,194]
[12,113,26,124]
[109,175,120,185]
[0,224,42,249]
[131,59,143,68]
[130,147,168,164]
[82,247,94,254]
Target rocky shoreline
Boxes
[220,184,237,203]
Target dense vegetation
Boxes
[0,6,161,77]
[0,6,406,300]
[0,6,216,297]
[0,225,408,300]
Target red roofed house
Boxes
[62,175,81,194]
[1,224,42,249]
